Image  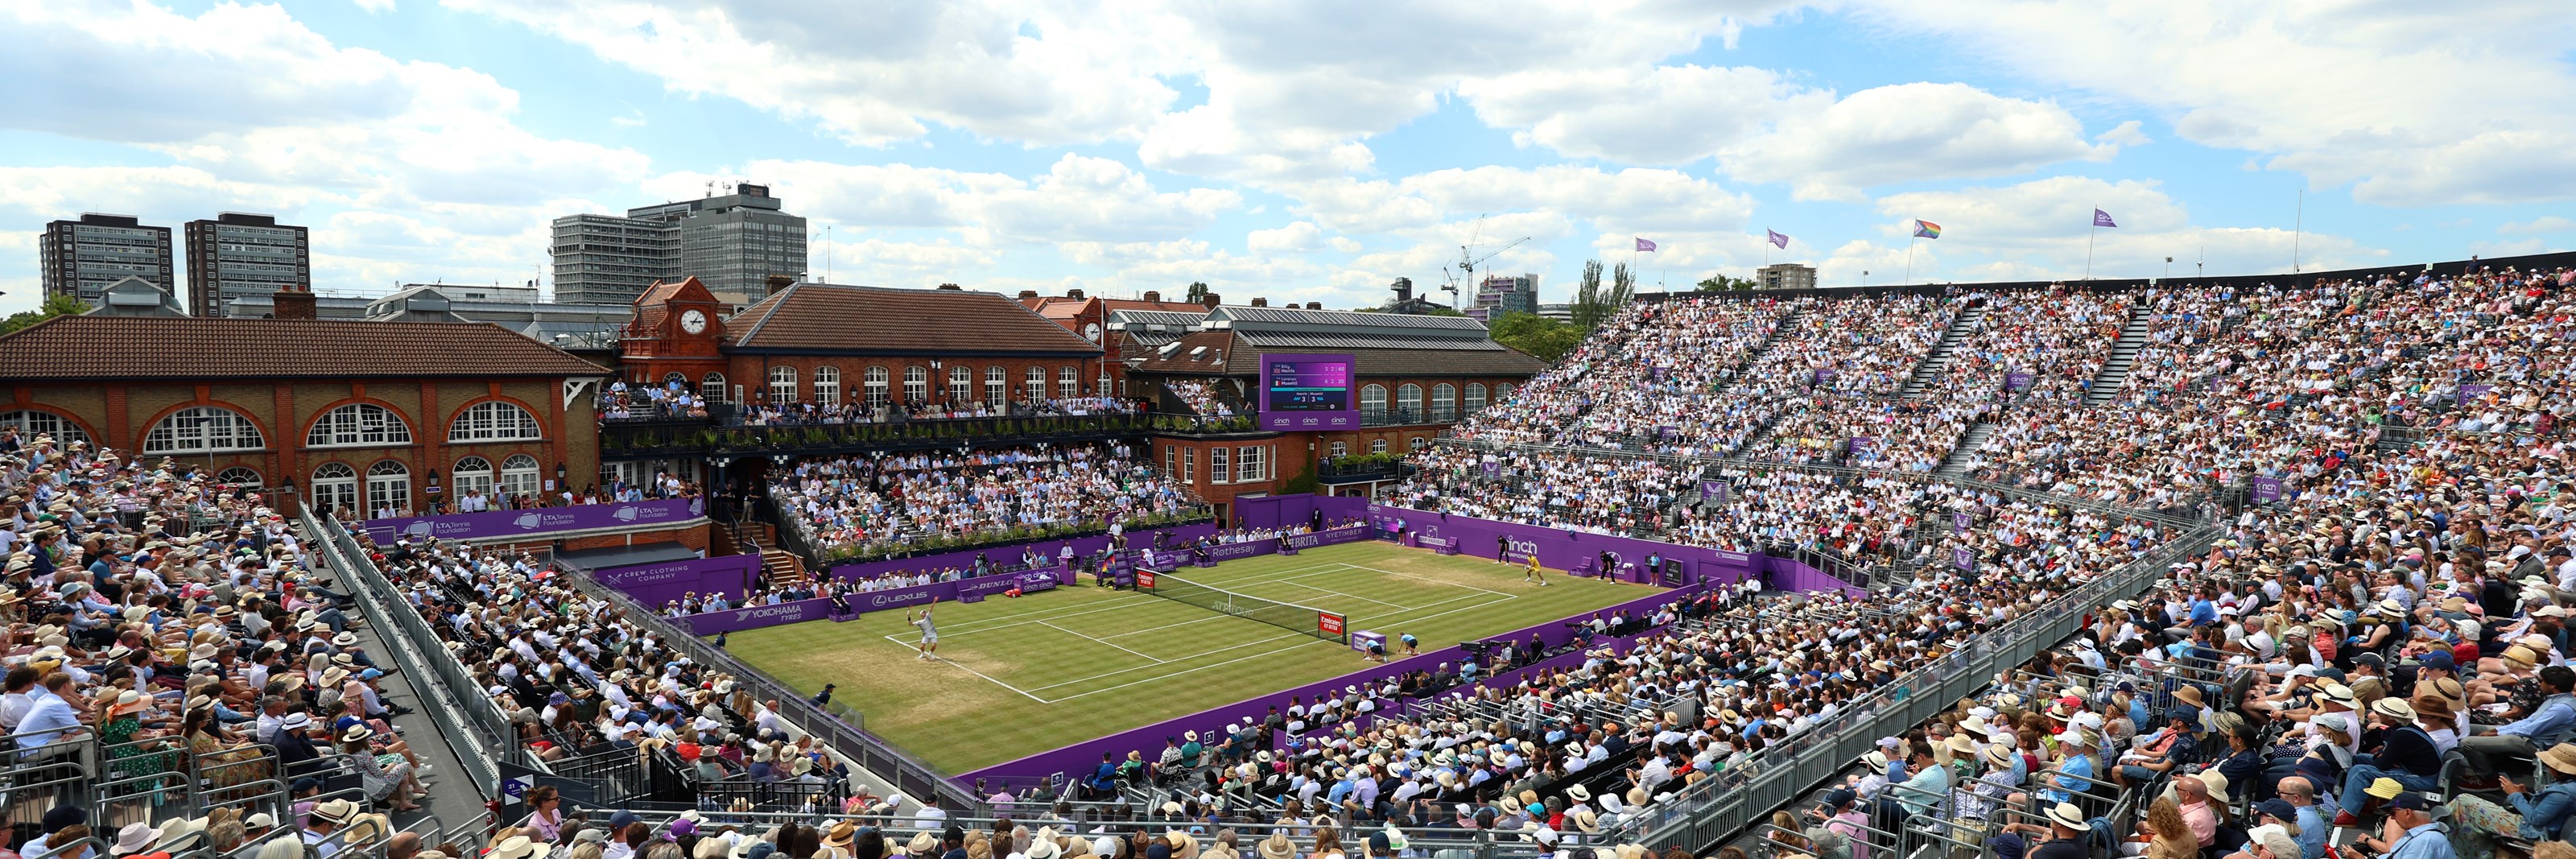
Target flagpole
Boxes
[1904,234,1916,284]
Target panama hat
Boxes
[2539,743,2576,775]
[312,798,363,825]
[2363,777,2406,800]
[1257,832,1295,859]
[2046,803,2087,830]
[2371,698,2417,721]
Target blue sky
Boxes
[4,0,2573,316]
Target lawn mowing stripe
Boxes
[1038,590,1534,703]
[926,562,1356,637]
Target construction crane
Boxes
[1450,215,1531,311]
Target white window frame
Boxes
[950,365,972,403]
[1236,445,1265,482]
[1465,383,1489,413]
[865,366,890,409]
[499,454,543,501]
[986,366,1006,407]
[0,411,89,446]
[312,462,358,518]
[1059,365,1080,399]
[1212,447,1230,483]
[306,404,411,449]
[448,401,543,443]
[702,373,728,403]
[1026,366,1046,400]
[1360,385,1388,412]
[904,366,929,403]
[814,366,842,406]
[145,407,264,453]
[453,456,495,498]
[768,366,799,403]
[366,460,411,517]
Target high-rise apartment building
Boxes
[184,213,311,317]
[1756,263,1818,290]
[1468,274,1540,320]
[551,184,807,306]
[41,213,174,308]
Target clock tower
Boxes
[617,275,733,391]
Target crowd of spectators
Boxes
[1385,447,1690,536]
[771,444,1202,555]
[1163,380,1240,420]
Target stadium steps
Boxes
[2083,302,2158,407]
[762,548,810,587]
[718,519,776,555]
[1712,305,1806,395]
[1933,422,1997,480]
[1899,303,1988,398]
[1729,403,1799,457]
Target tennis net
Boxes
[1137,570,1349,645]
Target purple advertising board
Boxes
[1814,369,1836,385]
[2458,383,2494,407]
[1954,510,1971,535]
[592,553,764,608]
[960,584,1703,786]
[1258,353,1358,432]
[1954,546,1973,570]
[1849,436,1875,453]
[364,497,704,543]
[1363,504,1858,597]
[2251,475,2285,503]
[1699,480,1728,503]
[1649,366,1667,382]
[2005,371,2035,391]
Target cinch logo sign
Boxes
[1507,538,1538,557]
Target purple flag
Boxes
[2092,209,2117,228]
[1766,229,1790,249]
[1634,237,1657,252]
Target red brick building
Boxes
[1018,288,1226,391]
[1119,304,1546,502]
[617,278,1109,408]
[0,315,610,518]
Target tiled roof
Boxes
[630,277,704,335]
[1210,304,1492,333]
[0,316,611,380]
[725,283,1102,355]
[1126,332,1546,378]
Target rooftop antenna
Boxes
[704,180,716,198]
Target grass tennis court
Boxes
[720,541,1647,774]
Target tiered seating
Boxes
[770,443,1202,559]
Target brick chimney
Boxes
[765,275,795,295]
[1307,301,1323,310]
[1199,292,1221,308]
[1250,297,1269,308]
[1143,290,1161,303]
[936,283,962,291]
[270,283,317,320]
[1067,288,1085,299]
[1018,290,1040,300]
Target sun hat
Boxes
[2045,803,2087,830]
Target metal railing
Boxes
[302,509,516,801]
[601,413,1160,460]
[1606,522,2221,854]
[548,561,989,816]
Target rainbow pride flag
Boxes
[1913,220,1942,239]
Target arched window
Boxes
[1369,439,1389,454]
[1397,384,1423,419]
[453,456,495,498]
[985,366,1006,407]
[662,372,686,388]
[813,366,842,406]
[1496,383,1517,403]
[308,403,411,448]
[1059,366,1080,399]
[213,466,262,487]
[1465,383,1488,413]
[449,401,542,443]
[864,366,890,409]
[904,366,928,403]
[366,460,411,517]
[949,366,972,403]
[1026,366,1046,399]
[1360,384,1388,413]
[0,411,89,446]
[1329,441,1348,458]
[1432,383,1456,419]
[312,462,358,518]
[701,373,728,403]
[499,455,542,501]
[767,366,798,403]
[145,407,263,453]
[1410,436,1428,452]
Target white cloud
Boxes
[1724,83,2112,202]
[353,0,396,12]
[649,155,1239,246]
[1459,64,1823,165]
[1291,166,1755,239]
[2096,121,2150,147]
[2501,217,2576,235]
[1862,176,2379,282]
[1846,0,2576,204]
[1247,221,1327,255]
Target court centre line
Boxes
[1038,589,1510,691]
[1022,630,1313,693]
[931,561,1356,638]
[1040,621,1169,663]
[1254,580,1417,611]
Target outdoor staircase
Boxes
[760,549,809,588]
[1934,423,1998,480]
[716,520,776,556]
[2082,303,2157,407]
[1731,405,1799,458]
[1900,303,1988,398]
[1710,305,1806,395]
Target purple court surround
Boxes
[953,498,1862,785]
[363,497,704,543]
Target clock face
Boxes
[679,309,708,334]
[1083,322,1103,343]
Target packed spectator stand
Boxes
[766,444,1208,563]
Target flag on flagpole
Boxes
[2092,209,2117,228]
[1766,229,1790,249]
[1634,237,1657,252]
[1913,220,1942,239]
